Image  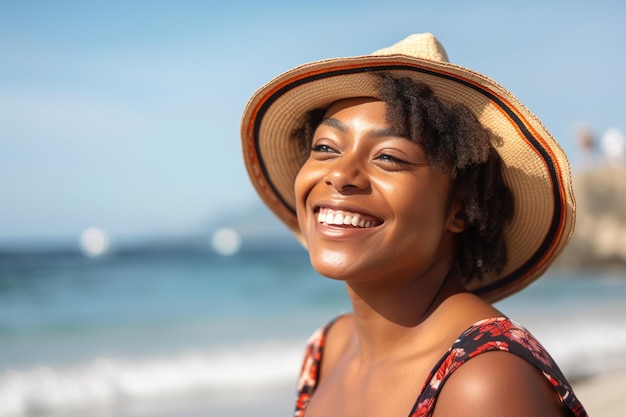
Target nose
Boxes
[323,153,370,193]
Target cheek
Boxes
[390,183,450,241]
[294,161,317,229]
[294,160,311,198]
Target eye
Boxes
[311,144,336,153]
[309,142,340,161]
[375,152,409,165]
[374,153,411,166]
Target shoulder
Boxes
[305,313,354,351]
[433,349,567,417]
[296,314,353,403]
[298,314,354,382]
[318,313,354,380]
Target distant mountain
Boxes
[205,201,303,254]
[0,202,303,258]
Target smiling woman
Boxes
[295,98,462,284]
[240,33,586,417]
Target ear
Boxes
[446,199,467,233]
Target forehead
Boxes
[324,97,384,117]
[320,98,390,133]
[320,97,411,142]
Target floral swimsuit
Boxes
[295,316,587,417]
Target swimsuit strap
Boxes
[294,315,342,417]
[410,317,587,417]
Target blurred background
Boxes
[1,1,625,416]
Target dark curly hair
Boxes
[292,73,514,285]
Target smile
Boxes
[317,207,383,228]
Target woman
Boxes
[241,33,586,417]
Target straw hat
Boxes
[240,33,575,302]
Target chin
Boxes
[308,247,354,280]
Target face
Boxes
[294,98,465,284]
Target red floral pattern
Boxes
[294,316,587,417]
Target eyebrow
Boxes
[319,117,347,132]
[319,117,407,139]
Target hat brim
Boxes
[241,54,575,302]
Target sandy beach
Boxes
[190,371,626,417]
[573,370,626,416]
[201,371,626,417]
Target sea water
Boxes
[1,247,625,417]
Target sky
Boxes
[1,0,625,248]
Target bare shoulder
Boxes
[318,314,354,381]
[433,350,567,417]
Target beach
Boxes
[573,370,626,416]
[1,249,625,417]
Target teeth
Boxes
[317,208,380,228]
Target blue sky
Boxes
[1,1,625,247]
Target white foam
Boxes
[526,316,626,379]
[2,315,625,416]
[0,340,303,417]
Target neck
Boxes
[345,266,466,363]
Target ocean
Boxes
[1,246,625,417]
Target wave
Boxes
[0,340,304,417]
[528,315,626,380]
[2,311,625,416]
